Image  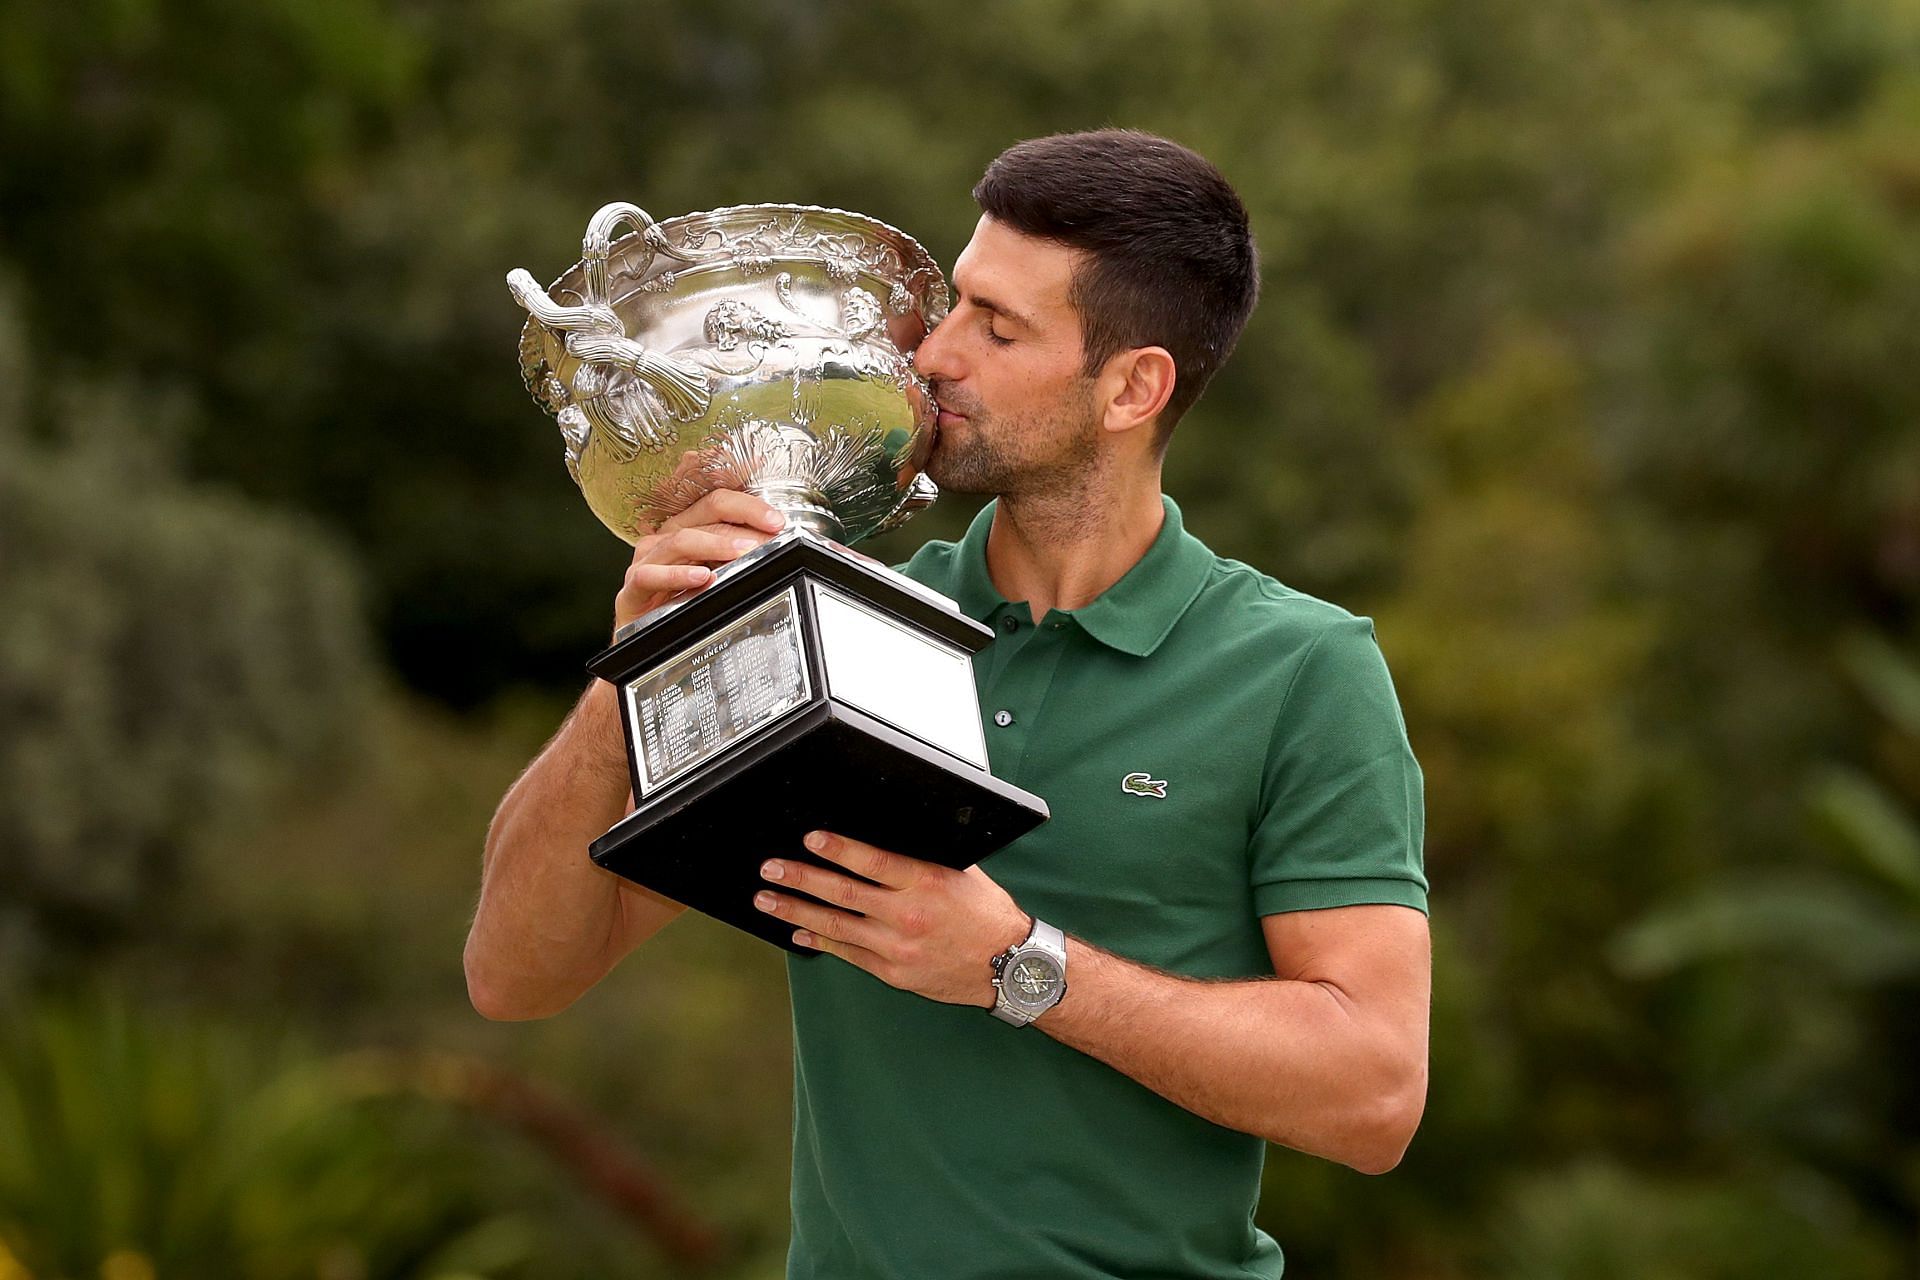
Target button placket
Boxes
[976,620,1073,784]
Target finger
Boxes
[621,561,715,596]
[633,522,775,565]
[761,857,882,919]
[803,830,923,891]
[662,489,787,536]
[755,889,883,951]
[612,523,772,633]
[794,927,885,973]
[613,562,715,631]
[646,526,768,567]
[681,521,781,553]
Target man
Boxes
[466,129,1430,1279]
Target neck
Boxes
[986,465,1166,621]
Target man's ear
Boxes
[1097,347,1177,438]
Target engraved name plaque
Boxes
[624,587,810,797]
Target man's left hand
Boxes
[755,830,1031,1008]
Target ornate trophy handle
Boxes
[505,268,619,335]
[582,202,660,313]
[874,471,939,535]
[507,201,714,462]
[506,200,668,333]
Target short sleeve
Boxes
[1249,614,1428,916]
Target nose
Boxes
[913,311,960,383]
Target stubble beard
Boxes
[924,381,1111,547]
[925,383,1103,501]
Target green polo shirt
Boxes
[786,495,1427,1280]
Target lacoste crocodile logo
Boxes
[1121,772,1168,799]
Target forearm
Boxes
[463,492,788,1019]
[749,831,1428,1171]
[465,679,657,1019]
[1036,937,1426,1173]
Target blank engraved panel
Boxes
[625,588,811,797]
[812,585,988,769]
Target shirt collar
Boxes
[945,494,1213,658]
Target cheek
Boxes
[1017,364,1096,421]
[995,350,1073,400]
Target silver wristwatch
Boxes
[989,917,1068,1026]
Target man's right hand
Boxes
[613,490,790,634]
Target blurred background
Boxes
[3,0,1919,1275]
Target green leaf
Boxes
[1808,767,1920,903]
[1837,631,1920,741]
[1610,873,1920,983]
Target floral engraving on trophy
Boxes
[517,325,560,413]
[641,223,679,259]
[558,406,591,480]
[663,210,948,328]
[633,410,901,540]
[614,469,656,526]
[822,250,862,284]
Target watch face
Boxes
[1006,952,1063,1006]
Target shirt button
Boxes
[992,709,1014,727]
[1001,616,1019,633]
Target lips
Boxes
[929,380,973,436]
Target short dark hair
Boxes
[972,129,1259,442]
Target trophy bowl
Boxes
[508,202,952,546]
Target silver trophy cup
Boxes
[509,201,1047,952]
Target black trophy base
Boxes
[590,699,1046,955]
[585,528,1049,954]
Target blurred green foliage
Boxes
[0,994,742,1279]
[0,291,371,970]
[3,0,1919,1273]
